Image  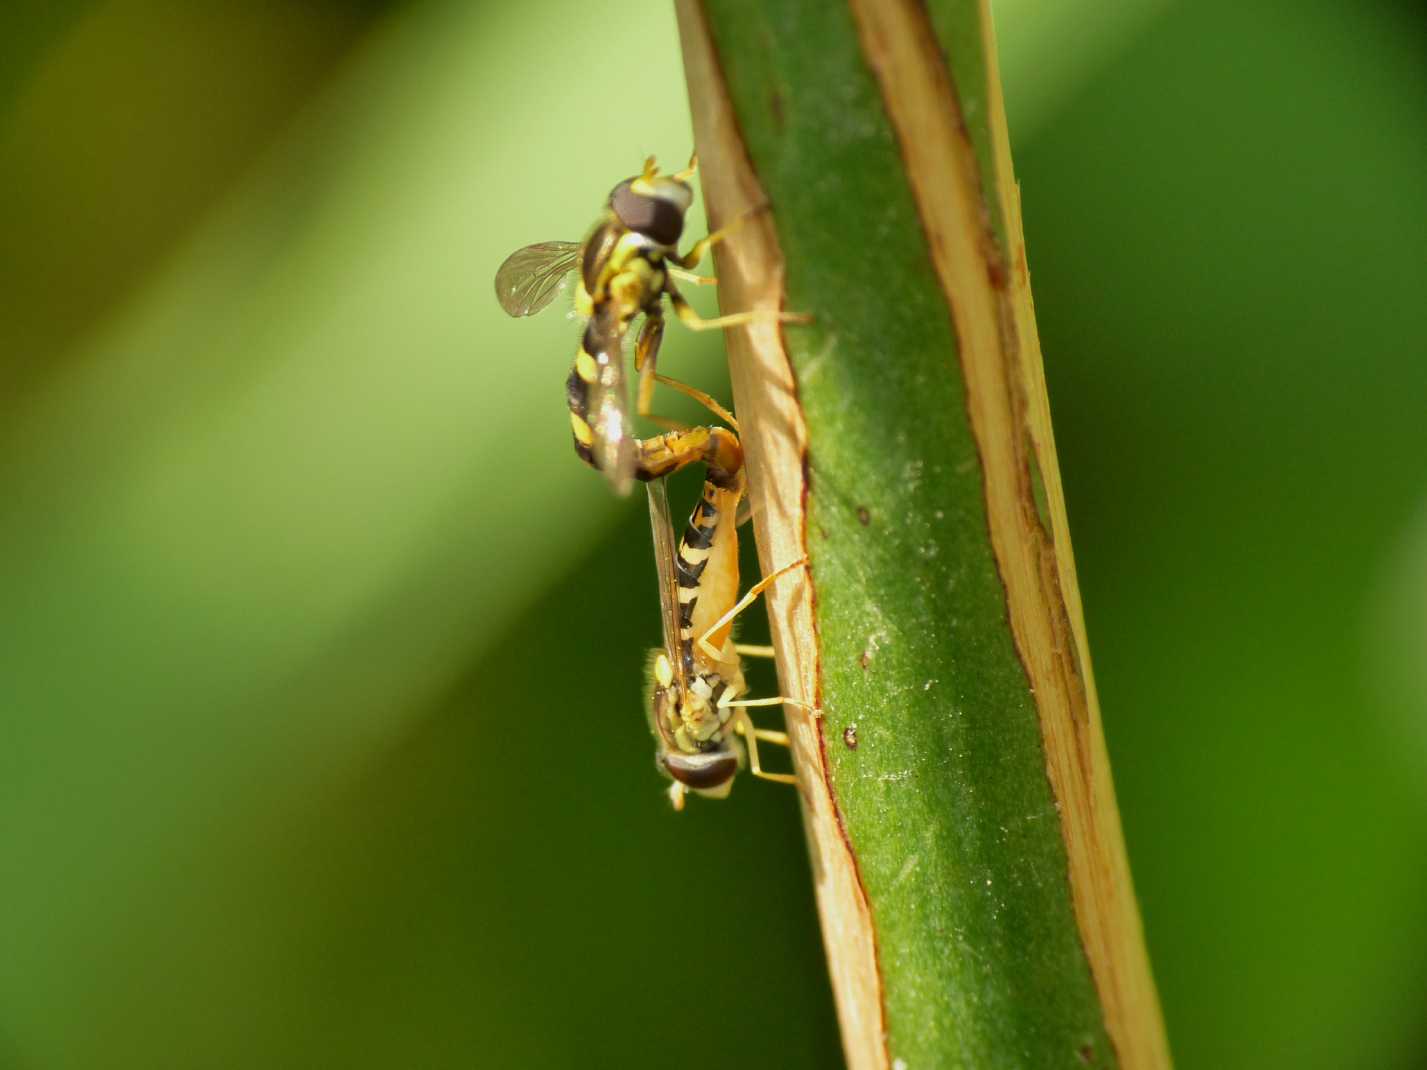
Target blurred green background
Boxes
[1,1,1424,1067]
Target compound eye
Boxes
[662,749,738,791]
[609,180,685,246]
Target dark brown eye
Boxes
[663,750,738,790]
[609,180,685,246]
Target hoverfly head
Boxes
[609,163,693,248]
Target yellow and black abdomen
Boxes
[566,312,737,487]
[565,314,610,471]
[674,429,745,670]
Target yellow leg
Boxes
[677,204,766,269]
[668,289,812,333]
[734,643,776,659]
[734,713,796,785]
[632,315,740,429]
[726,695,819,715]
[669,266,717,286]
[676,232,721,271]
[697,557,809,662]
[650,372,738,429]
[750,727,789,746]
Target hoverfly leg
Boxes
[667,287,811,335]
[731,712,797,785]
[696,556,809,662]
[726,695,816,714]
[634,315,739,430]
[650,372,738,430]
[667,266,717,286]
[748,726,789,746]
[675,202,772,269]
[675,232,723,271]
[733,643,776,659]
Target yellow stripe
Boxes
[569,412,593,446]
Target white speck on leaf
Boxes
[861,626,889,667]
[894,854,920,887]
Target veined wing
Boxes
[583,310,637,494]
[493,240,580,317]
[646,475,686,690]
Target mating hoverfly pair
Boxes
[495,155,813,809]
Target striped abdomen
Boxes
[565,309,622,474]
[565,310,732,486]
[673,428,745,676]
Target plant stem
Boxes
[676,2,1172,1068]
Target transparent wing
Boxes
[584,312,638,494]
[647,476,686,690]
[493,240,580,317]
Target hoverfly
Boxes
[644,420,814,810]
[494,154,804,495]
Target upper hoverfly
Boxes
[494,154,804,495]
[644,417,814,810]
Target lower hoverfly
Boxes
[644,420,814,810]
[494,154,805,495]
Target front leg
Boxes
[675,203,768,269]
